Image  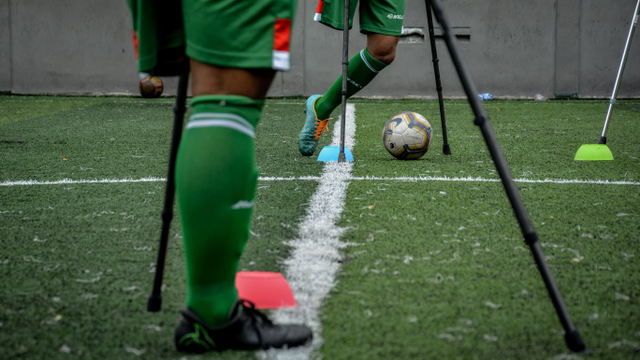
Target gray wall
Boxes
[0,0,10,91]
[1,0,139,94]
[1,0,638,98]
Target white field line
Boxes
[267,100,640,105]
[2,176,639,187]
[347,176,640,185]
[0,177,166,186]
[262,176,640,185]
[263,104,356,360]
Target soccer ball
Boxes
[139,76,163,98]
[382,111,433,160]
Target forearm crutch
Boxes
[147,74,189,312]
[427,0,587,352]
[425,1,451,155]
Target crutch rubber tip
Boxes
[597,136,607,145]
[564,330,587,353]
[442,144,451,155]
[146,294,163,312]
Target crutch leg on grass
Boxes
[147,73,189,312]
[427,0,587,353]
[304,0,400,161]
[315,0,356,162]
[425,1,451,155]
[316,0,353,163]
[337,0,350,163]
[599,0,639,145]
[575,0,639,161]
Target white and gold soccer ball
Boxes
[382,111,433,160]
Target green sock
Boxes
[315,48,388,120]
[175,94,263,326]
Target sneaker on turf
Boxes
[298,94,331,156]
[174,299,313,353]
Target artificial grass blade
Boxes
[574,144,614,161]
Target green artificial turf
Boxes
[348,99,640,181]
[323,181,639,359]
[1,96,639,359]
[320,99,640,359]
[0,97,103,128]
[319,99,639,359]
[0,96,323,359]
[0,180,316,360]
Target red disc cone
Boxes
[235,271,297,309]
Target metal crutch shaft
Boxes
[338,0,350,163]
[147,74,189,312]
[599,0,640,144]
[427,0,586,352]
[426,1,451,155]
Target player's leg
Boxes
[297,43,391,155]
[175,68,312,355]
[172,0,311,353]
[177,60,273,326]
[189,60,276,99]
[312,34,398,121]
[298,0,405,156]
[366,33,400,65]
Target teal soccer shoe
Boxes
[297,95,331,156]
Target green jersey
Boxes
[313,0,405,36]
[127,0,297,76]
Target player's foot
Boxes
[175,299,313,353]
[298,95,331,156]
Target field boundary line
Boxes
[2,176,639,187]
[349,176,640,185]
[0,177,165,186]
[265,104,356,360]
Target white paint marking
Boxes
[1,176,638,187]
[0,177,165,186]
[348,176,640,185]
[264,104,356,360]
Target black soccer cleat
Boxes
[175,299,313,353]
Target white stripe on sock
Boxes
[360,49,380,74]
[185,119,255,137]
[189,113,255,133]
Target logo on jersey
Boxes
[347,77,363,89]
[387,13,404,20]
[231,200,255,210]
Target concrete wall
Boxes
[0,0,638,98]
[0,0,11,91]
[580,0,640,98]
[333,0,560,99]
[2,0,141,95]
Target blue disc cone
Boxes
[317,146,354,162]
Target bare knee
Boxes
[189,59,276,99]
[366,34,400,65]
